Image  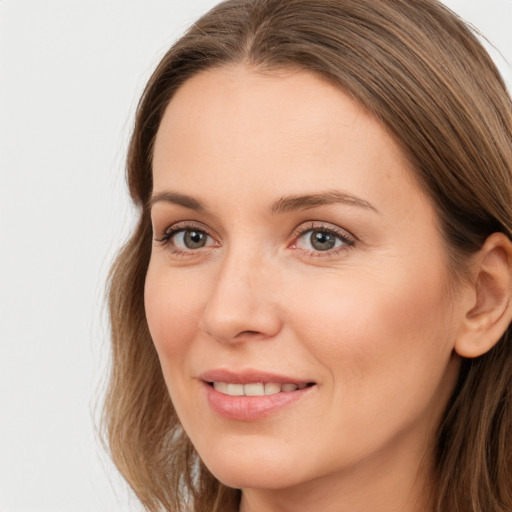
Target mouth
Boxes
[199,369,316,420]
[208,381,314,396]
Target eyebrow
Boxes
[148,189,379,214]
[269,190,379,214]
[147,191,206,211]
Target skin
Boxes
[145,66,468,512]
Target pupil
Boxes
[311,231,335,251]
[184,230,206,249]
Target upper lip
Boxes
[199,368,314,385]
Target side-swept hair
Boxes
[103,1,512,510]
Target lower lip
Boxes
[203,382,315,421]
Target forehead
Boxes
[152,65,422,211]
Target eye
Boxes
[292,223,355,254]
[155,223,218,253]
[173,229,210,250]
[300,231,340,251]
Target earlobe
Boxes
[455,232,512,358]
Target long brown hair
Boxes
[103,1,512,510]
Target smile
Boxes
[200,371,317,420]
[211,382,310,396]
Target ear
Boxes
[455,232,512,358]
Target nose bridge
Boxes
[200,240,281,343]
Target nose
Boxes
[199,248,283,344]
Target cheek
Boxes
[290,260,457,397]
[286,264,459,464]
[144,264,205,363]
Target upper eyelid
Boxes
[156,220,214,237]
[291,221,356,240]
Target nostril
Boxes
[229,329,269,342]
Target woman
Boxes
[103,1,512,511]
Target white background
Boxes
[0,1,511,511]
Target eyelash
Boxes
[290,222,355,256]
[154,221,355,257]
[155,221,217,256]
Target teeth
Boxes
[264,383,281,395]
[213,382,306,396]
[244,383,265,396]
[214,381,228,394]
[226,383,244,396]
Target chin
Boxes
[198,440,312,490]
[208,464,304,491]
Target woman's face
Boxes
[145,66,463,496]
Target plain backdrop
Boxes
[0,1,511,511]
